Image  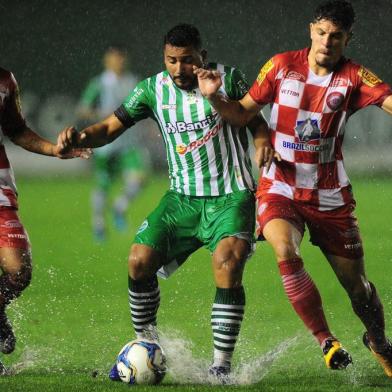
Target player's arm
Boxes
[57,114,126,152]
[247,114,281,171]
[9,125,90,159]
[381,95,392,115]
[194,66,262,127]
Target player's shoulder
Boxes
[207,62,243,77]
[271,48,309,67]
[339,57,385,86]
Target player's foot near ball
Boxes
[363,332,392,377]
[0,314,16,355]
[208,364,231,384]
[322,338,352,370]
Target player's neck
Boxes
[307,51,335,76]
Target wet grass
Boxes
[1,175,392,391]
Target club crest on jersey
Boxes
[186,90,199,104]
[358,66,382,87]
[256,59,274,85]
[295,118,320,142]
[175,122,222,155]
[326,91,344,111]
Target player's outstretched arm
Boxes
[193,66,262,127]
[9,125,91,159]
[381,95,392,116]
[57,114,126,153]
[247,115,281,172]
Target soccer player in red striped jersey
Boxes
[0,69,89,374]
[195,0,392,377]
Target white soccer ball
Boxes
[115,339,166,385]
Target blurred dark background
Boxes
[1,0,392,174]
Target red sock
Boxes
[278,258,332,345]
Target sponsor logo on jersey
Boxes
[286,71,306,82]
[344,242,362,250]
[162,104,177,110]
[165,114,216,134]
[236,79,249,96]
[1,220,22,229]
[283,118,326,152]
[124,87,144,110]
[281,89,300,97]
[256,58,274,85]
[331,77,348,87]
[295,118,321,142]
[358,66,382,87]
[7,233,26,239]
[176,122,222,155]
[326,91,344,111]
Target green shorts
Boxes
[94,149,146,190]
[134,189,255,277]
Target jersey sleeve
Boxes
[114,79,152,128]
[248,56,278,105]
[1,73,26,136]
[79,77,100,108]
[224,67,250,100]
[349,65,392,111]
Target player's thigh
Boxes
[306,203,364,260]
[133,191,202,267]
[0,247,32,276]
[203,190,256,254]
[257,195,304,260]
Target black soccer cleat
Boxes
[363,332,392,377]
[0,314,16,355]
[322,338,352,370]
[208,365,231,384]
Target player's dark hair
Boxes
[105,44,128,55]
[164,24,202,50]
[314,0,355,31]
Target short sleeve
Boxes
[225,67,250,100]
[1,73,26,136]
[349,66,392,111]
[248,57,277,105]
[114,80,152,127]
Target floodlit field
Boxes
[0,175,391,391]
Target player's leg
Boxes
[127,191,201,340]
[0,248,32,355]
[259,197,351,369]
[91,154,111,241]
[204,190,255,378]
[325,253,392,376]
[113,150,147,231]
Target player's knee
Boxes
[273,239,299,261]
[214,248,247,276]
[128,246,156,281]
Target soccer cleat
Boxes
[208,365,231,384]
[108,363,121,381]
[0,315,16,355]
[322,338,352,370]
[363,332,392,377]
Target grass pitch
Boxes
[0,175,392,391]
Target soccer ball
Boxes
[114,339,166,385]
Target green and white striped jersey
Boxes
[116,63,255,196]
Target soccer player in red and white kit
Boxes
[0,68,89,374]
[195,0,392,376]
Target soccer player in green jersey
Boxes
[77,45,149,241]
[58,24,273,381]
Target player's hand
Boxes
[193,66,222,98]
[254,143,282,172]
[55,126,90,159]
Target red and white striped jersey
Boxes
[249,48,392,211]
[0,68,26,208]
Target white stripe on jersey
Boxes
[182,90,204,196]
[155,74,181,192]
